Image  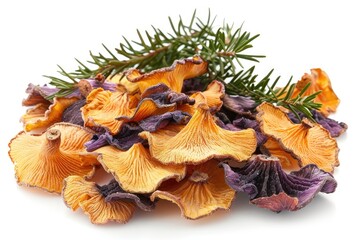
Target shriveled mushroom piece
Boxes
[96,143,186,193]
[82,88,176,134]
[256,102,339,172]
[8,123,98,193]
[289,68,340,116]
[63,176,138,224]
[22,97,79,133]
[140,104,257,165]
[222,155,337,212]
[151,160,235,219]
[126,56,208,93]
[179,80,225,115]
[261,137,299,171]
[287,110,347,138]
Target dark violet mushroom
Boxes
[62,99,86,126]
[222,155,337,212]
[288,110,347,138]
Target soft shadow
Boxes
[17,183,60,198]
[228,192,336,222]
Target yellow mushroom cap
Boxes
[256,102,339,172]
[63,176,135,224]
[82,88,175,135]
[22,97,78,133]
[96,143,186,193]
[179,80,225,115]
[291,68,340,116]
[140,104,257,165]
[8,123,98,193]
[126,56,208,93]
[150,160,235,220]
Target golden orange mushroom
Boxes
[261,137,300,171]
[8,123,98,193]
[63,176,135,224]
[150,160,235,219]
[179,80,225,115]
[82,88,175,135]
[290,68,339,116]
[96,143,186,193]
[126,56,208,93]
[256,102,339,172]
[140,104,257,165]
[22,97,78,133]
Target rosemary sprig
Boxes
[45,10,263,98]
[44,10,322,119]
[225,66,322,121]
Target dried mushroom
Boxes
[256,102,339,172]
[8,123,98,193]
[222,155,337,212]
[291,68,340,116]
[96,143,186,193]
[151,160,235,219]
[82,88,176,134]
[140,104,257,165]
[63,176,136,224]
[22,97,78,133]
[126,56,208,93]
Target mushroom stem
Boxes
[77,79,93,97]
[44,129,61,152]
[301,118,315,129]
[189,171,209,183]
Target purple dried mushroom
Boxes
[223,94,257,114]
[139,110,191,132]
[62,99,86,126]
[141,83,195,105]
[98,179,155,211]
[233,117,267,146]
[221,155,337,212]
[288,110,347,137]
[181,77,204,93]
[85,123,143,151]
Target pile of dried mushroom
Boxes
[8,56,346,224]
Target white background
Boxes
[0,0,358,239]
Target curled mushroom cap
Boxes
[8,123,98,193]
[81,88,132,134]
[178,80,225,115]
[96,143,186,193]
[126,56,208,93]
[22,97,78,133]
[140,104,257,165]
[63,176,136,224]
[291,68,339,116]
[256,102,339,172]
[150,160,235,219]
[222,155,337,212]
[82,88,175,134]
[261,137,299,171]
[287,110,347,138]
[201,80,225,111]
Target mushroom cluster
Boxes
[9,57,345,224]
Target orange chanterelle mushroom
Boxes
[151,160,235,219]
[96,143,186,193]
[290,68,339,116]
[256,102,339,172]
[63,176,135,224]
[140,104,257,165]
[8,123,98,193]
[82,88,175,135]
[21,97,78,133]
[126,56,208,93]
